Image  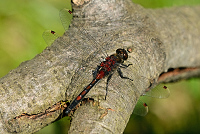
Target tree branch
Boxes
[0,0,200,133]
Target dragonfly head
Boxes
[116,48,128,60]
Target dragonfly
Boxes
[43,8,170,116]
[64,48,134,114]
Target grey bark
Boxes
[0,0,200,133]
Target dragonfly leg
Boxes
[120,63,133,68]
[105,73,114,100]
[117,68,133,81]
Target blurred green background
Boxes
[0,0,200,134]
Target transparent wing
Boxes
[60,8,108,58]
[59,8,73,31]
[59,9,112,100]
[133,99,148,116]
[42,30,60,46]
[143,84,170,99]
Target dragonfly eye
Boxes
[116,49,128,60]
[123,51,128,60]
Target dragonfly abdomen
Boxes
[64,78,101,114]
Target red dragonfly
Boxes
[43,9,170,116]
[64,48,133,114]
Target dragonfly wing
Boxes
[42,30,60,46]
[133,99,148,116]
[121,51,170,99]
[59,9,111,100]
[59,8,73,31]
[143,84,170,99]
[107,68,149,116]
[43,8,72,46]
